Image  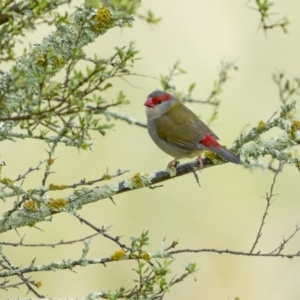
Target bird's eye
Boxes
[157,100,162,104]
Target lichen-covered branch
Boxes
[234,101,300,169]
[0,159,210,234]
[0,3,134,112]
[0,1,141,147]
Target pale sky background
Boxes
[1,1,300,300]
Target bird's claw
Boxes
[167,160,179,177]
[174,161,180,168]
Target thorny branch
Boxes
[0,248,44,297]
[250,162,282,253]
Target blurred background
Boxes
[1,1,300,299]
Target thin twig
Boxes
[75,215,131,251]
[269,223,300,255]
[170,248,299,259]
[0,232,101,248]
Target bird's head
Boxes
[144,90,177,120]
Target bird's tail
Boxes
[210,146,241,164]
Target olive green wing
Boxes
[156,104,219,149]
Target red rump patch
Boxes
[200,134,221,148]
[151,93,170,105]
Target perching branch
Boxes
[1,99,300,234]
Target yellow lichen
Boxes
[289,119,300,140]
[131,172,143,188]
[171,239,179,248]
[292,120,299,130]
[28,222,36,227]
[140,252,151,262]
[47,158,54,165]
[1,177,14,187]
[47,198,68,209]
[24,200,40,212]
[49,183,68,190]
[92,6,111,31]
[111,249,126,261]
[204,151,225,164]
[52,56,65,69]
[36,55,47,67]
[257,120,266,130]
[102,173,112,180]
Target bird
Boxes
[144,90,241,169]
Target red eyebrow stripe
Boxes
[152,93,170,104]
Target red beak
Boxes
[144,97,154,108]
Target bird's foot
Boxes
[174,161,180,168]
[167,159,179,177]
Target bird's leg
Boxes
[167,158,179,173]
[196,155,203,169]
